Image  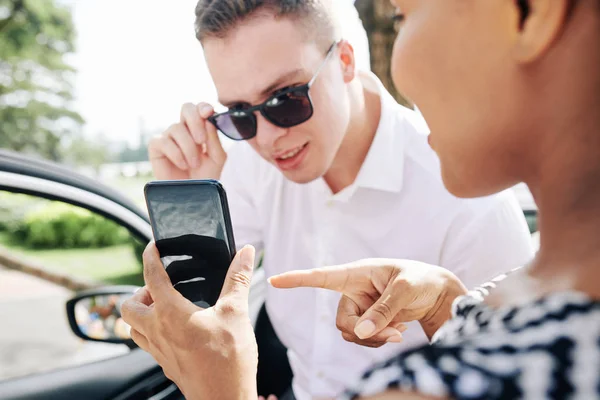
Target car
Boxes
[0,150,538,400]
[0,149,269,400]
[512,182,539,249]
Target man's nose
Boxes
[255,113,288,149]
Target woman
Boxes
[121,0,600,398]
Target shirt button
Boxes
[317,371,325,379]
[320,315,328,322]
[326,200,334,207]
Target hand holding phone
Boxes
[144,180,236,307]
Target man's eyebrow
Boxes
[218,68,305,107]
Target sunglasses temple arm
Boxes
[308,41,339,88]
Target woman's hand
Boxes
[121,243,258,400]
[269,259,467,346]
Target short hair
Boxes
[194,0,341,46]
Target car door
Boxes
[0,150,265,400]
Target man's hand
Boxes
[121,243,258,400]
[269,259,467,347]
[148,102,227,180]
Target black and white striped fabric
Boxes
[343,280,600,399]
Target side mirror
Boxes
[66,286,139,345]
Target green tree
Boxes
[61,133,112,173]
[0,0,83,161]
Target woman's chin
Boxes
[441,169,507,199]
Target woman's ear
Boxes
[512,0,571,63]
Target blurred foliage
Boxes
[0,192,145,269]
[0,191,41,232]
[117,128,154,163]
[0,0,83,160]
[9,202,131,249]
[61,134,112,171]
[118,145,150,163]
[356,0,411,107]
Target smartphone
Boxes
[144,180,236,307]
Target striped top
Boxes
[343,277,600,399]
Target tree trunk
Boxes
[355,0,411,107]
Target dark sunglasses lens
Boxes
[213,112,256,140]
[263,89,313,127]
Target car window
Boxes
[0,191,144,381]
[524,210,538,234]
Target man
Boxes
[147,1,533,398]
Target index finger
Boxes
[268,265,350,292]
[180,102,208,145]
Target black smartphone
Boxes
[144,180,236,307]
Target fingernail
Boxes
[199,104,213,116]
[399,324,408,333]
[201,142,207,154]
[386,334,403,343]
[354,320,376,339]
[240,245,255,267]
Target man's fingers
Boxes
[204,117,221,149]
[219,245,255,306]
[130,286,153,306]
[169,123,202,169]
[268,265,351,292]
[354,282,413,340]
[143,242,175,301]
[121,299,152,337]
[181,102,208,145]
[130,327,150,352]
[158,135,188,171]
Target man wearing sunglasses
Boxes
[148,1,534,399]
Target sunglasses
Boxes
[208,41,339,141]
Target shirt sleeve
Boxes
[439,190,535,290]
[219,143,264,255]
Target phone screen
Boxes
[145,181,235,307]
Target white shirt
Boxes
[220,72,534,400]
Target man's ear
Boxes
[338,40,357,83]
[513,0,571,63]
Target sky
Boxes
[65,0,217,146]
[63,0,370,148]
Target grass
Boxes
[0,178,151,288]
[0,233,144,286]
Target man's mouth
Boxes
[274,142,309,171]
[276,143,308,161]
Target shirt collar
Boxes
[332,72,408,202]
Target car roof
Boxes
[0,149,147,222]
